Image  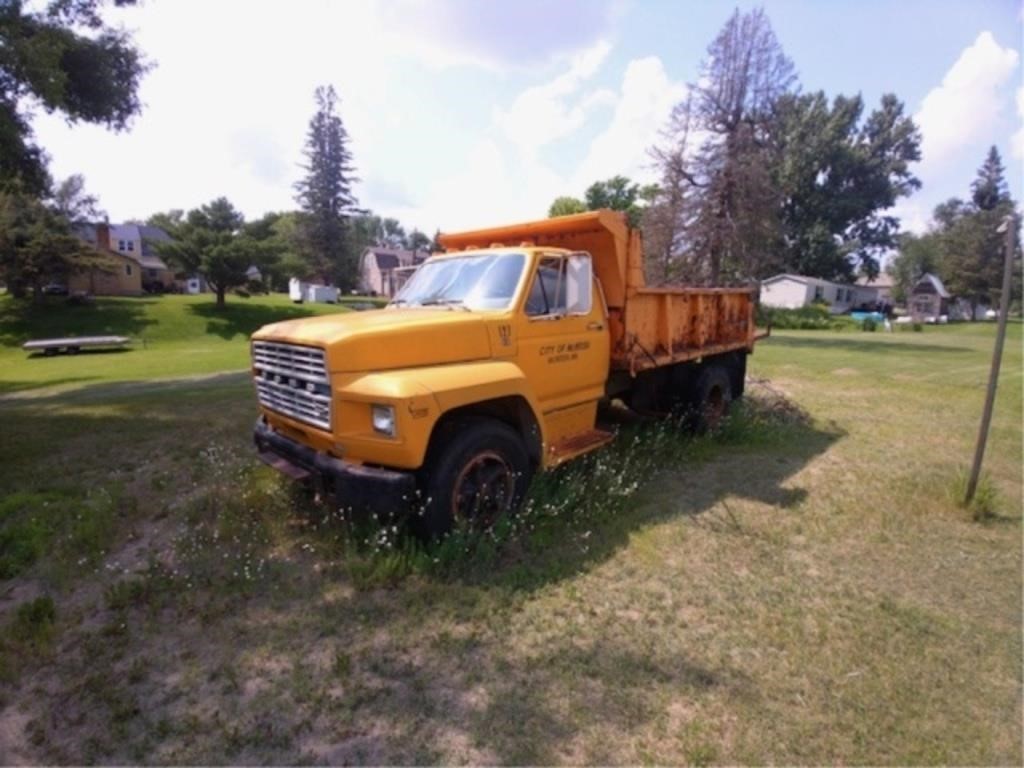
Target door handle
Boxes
[587,322,604,331]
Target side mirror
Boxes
[565,252,593,315]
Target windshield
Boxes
[390,251,525,310]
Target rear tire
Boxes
[416,418,533,539]
[692,363,732,433]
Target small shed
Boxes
[909,273,950,321]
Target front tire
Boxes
[417,419,532,539]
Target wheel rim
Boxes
[451,450,515,528]
[705,385,725,429]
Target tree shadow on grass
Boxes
[188,301,350,340]
[0,296,157,347]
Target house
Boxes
[72,222,176,294]
[359,247,428,297]
[69,223,144,296]
[908,273,951,321]
[856,272,895,310]
[761,274,869,314]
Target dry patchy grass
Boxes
[0,323,1020,764]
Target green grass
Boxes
[0,293,385,394]
[0,321,1019,764]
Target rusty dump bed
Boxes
[439,209,758,373]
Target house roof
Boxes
[762,273,852,289]
[75,223,172,271]
[364,247,426,271]
[857,273,895,288]
[912,272,950,298]
[138,225,173,257]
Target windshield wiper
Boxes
[419,298,471,311]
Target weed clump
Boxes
[950,469,1002,522]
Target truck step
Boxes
[548,429,615,466]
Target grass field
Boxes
[0,309,1020,764]
[0,293,385,395]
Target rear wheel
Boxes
[417,419,532,539]
[692,363,733,433]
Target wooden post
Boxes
[965,214,1017,504]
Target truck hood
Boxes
[252,308,492,373]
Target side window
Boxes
[125,264,132,276]
[525,257,566,317]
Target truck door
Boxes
[517,253,610,412]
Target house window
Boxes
[814,286,824,301]
[118,239,126,251]
[125,264,132,276]
[127,240,135,252]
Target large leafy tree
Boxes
[0,181,103,301]
[0,0,146,195]
[548,195,586,217]
[773,92,921,280]
[157,198,268,309]
[294,85,360,289]
[547,176,651,226]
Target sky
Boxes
[32,0,1024,237]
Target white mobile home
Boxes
[761,274,876,314]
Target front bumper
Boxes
[253,417,416,515]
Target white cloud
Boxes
[493,41,614,155]
[914,31,1019,172]
[399,51,686,232]
[572,56,687,188]
[889,198,931,235]
[1012,86,1024,159]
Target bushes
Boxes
[757,304,853,331]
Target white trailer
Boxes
[289,278,340,304]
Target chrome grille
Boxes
[252,341,331,430]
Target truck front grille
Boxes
[252,341,331,430]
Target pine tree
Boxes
[971,146,1009,211]
[294,86,360,288]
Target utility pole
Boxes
[965,213,1017,504]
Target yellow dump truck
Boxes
[251,210,759,535]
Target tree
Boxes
[51,174,103,225]
[157,198,266,309]
[0,184,101,301]
[0,0,147,195]
[686,7,796,284]
[772,92,921,281]
[644,95,702,283]
[547,177,648,226]
[971,146,1009,211]
[888,231,938,305]
[548,196,586,217]
[294,85,360,288]
[935,148,1019,314]
[407,228,430,252]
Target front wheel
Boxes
[416,419,533,539]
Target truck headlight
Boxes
[371,404,396,437]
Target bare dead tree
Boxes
[654,7,795,285]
